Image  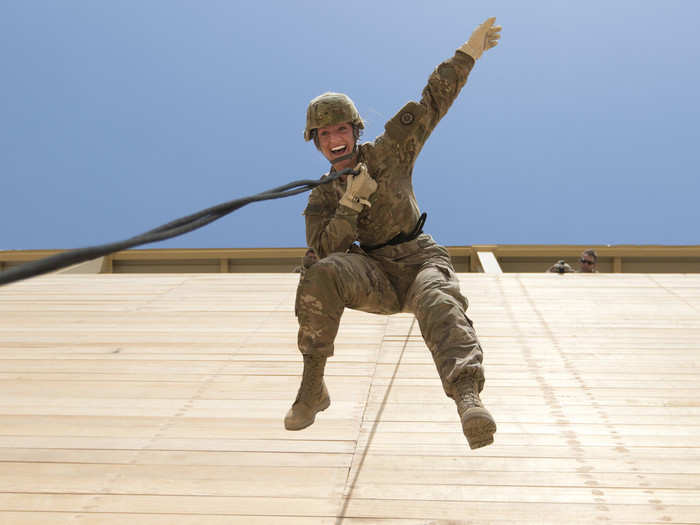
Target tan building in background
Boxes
[1,244,699,276]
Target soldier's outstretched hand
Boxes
[459,17,502,60]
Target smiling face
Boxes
[316,122,356,171]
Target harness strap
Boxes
[361,212,427,252]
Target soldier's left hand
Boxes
[459,17,502,60]
[339,163,377,212]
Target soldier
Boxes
[579,249,599,273]
[293,248,319,277]
[287,18,502,449]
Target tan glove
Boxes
[458,17,502,60]
[339,163,377,212]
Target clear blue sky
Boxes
[2,1,698,250]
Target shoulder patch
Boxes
[384,101,428,143]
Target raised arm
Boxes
[383,17,502,148]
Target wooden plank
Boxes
[0,512,343,525]
[0,463,347,498]
[339,499,700,523]
[0,494,340,516]
[0,449,352,467]
[0,436,355,454]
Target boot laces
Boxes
[296,357,323,403]
[456,379,482,408]
[460,390,482,408]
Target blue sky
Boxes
[1,1,698,250]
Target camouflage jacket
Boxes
[304,51,475,259]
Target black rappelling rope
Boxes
[0,168,355,287]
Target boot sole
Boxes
[462,409,497,450]
[284,397,331,431]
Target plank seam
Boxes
[334,316,416,524]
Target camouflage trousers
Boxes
[295,234,484,396]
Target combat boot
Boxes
[284,355,330,430]
[452,376,496,449]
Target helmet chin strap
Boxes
[330,144,358,166]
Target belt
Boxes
[361,212,427,252]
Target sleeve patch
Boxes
[384,101,427,143]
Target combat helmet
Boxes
[304,92,365,141]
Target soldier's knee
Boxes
[306,253,356,283]
[305,255,340,283]
[412,265,466,306]
[415,281,467,316]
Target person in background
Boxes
[293,248,318,276]
[579,249,598,273]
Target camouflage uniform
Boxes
[296,50,485,396]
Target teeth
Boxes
[331,146,346,153]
